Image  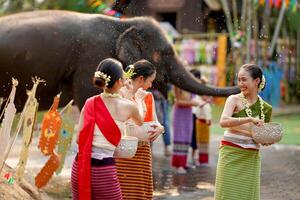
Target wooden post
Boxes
[246,0,252,63]
[221,0,234,42]
[215,34,228,105]
[232,0,239,32]
[240,0,247,33]
[268,1,286,57]
[252,0,259,62]
[297,27,300,100]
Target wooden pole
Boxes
[240,0,247,33]
[246,0,252,63]
[232,0,239,32]
[297,27,300,101]
[221,0,234,42]
[252,0,259,62]
[268,1,286,57]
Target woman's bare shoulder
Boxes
[226,94,240,102]
[119,97,136,108]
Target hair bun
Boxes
[93,76,106,88]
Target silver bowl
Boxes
[114,136,138,158]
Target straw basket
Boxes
[252,122,283,144]
[113,136,138,158]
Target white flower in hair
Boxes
[258,75,266,92]
[124,65,136,79]
[94,71,111,86]
[128,65,134,70]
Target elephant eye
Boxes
[135,41,142,53]
[153,52,161,62]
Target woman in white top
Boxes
[71,58,143,200]
[116,59,164,200]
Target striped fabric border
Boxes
[172,141,190,167]
[196,120,210,163]
[71,158,122,200]
[115,144,153,200]
[214,145,261,200]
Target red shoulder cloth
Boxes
[77,95,121,200]
[143,93,154,122]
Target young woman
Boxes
[172,85,202,174]
[71,58,143,200]
[116,59,164,200]
[190,69,212,165]
[214,64,272,200]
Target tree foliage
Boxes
[0,0,104,15]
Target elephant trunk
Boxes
[168,59,240,97]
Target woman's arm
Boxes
[219,95,253,128]
[129,103,143,126]
[174,86,199,107]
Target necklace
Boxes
[239,92,265,121]
[101,92,121,98]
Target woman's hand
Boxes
[124,79,133,91]
[250,117,264,127]
[148,124,164,142]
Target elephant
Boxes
[0,10,239,111]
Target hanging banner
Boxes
[0,78,18,172]
[35,152,61,188]
[56,100,75,175]
[38,95,62,156]
[16,78,42,182]
[35,93,62,188]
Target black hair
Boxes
[93,58,123,89]
[240,64,265,91]
[126,59,156,80]
[190,69,202,79]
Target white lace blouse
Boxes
[77,107,125,160]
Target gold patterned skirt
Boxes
[115,143,153,199]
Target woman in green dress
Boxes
[214,64,272,200]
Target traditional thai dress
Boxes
[194,99,212,164]
[214,99,272,200]
[115,89,158,199]
[71,96,122,200]
[172,97,193,168]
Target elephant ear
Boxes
[116,26,144,65]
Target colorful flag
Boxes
[16,79,41,182]
[35,152,61,188]
[38,95,62,156]
[0,78,18,172]
[56,100,75,175]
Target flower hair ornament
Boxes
[124,65,136,79]
[94,71,111,87]
[258,75,266,92]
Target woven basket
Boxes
[252,122,283,144]
[113,136,138,158]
